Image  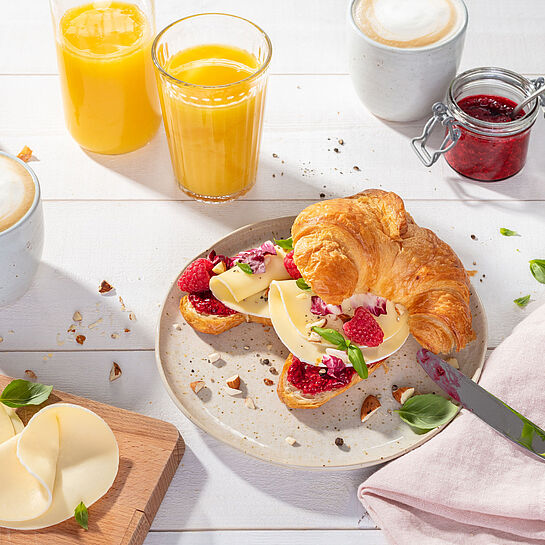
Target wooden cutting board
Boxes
[0,375,184,545]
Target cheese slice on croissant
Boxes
[269,279,409,367]
[210,252,290,318]
[292,189,474,354]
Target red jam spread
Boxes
[287,357,356,395]
[188,292,238,316]
[445,94,531,182]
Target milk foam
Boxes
[0,155,36,233]
[354,0,461,48]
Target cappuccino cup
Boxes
[348,0,468,122]
[0,152,44,306]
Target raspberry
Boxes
[178,258,214,294]
[343,307,384,347]
[283,250,302,279]
[188,292,238,316]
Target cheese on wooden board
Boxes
[0,403,119,530]
[268,280,410,366]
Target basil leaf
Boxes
[395,394,458,430]
[529,259,545,284]
[514,295,531,308]
[274,237,293,251]
[236,262,253,275]
[74,501,88,530]
[500,227,519,237]
[347,344,368,379]
[296,278,310,290]
[0,379,53,408]
[311,327,348,349]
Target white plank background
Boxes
[0,1,544,544]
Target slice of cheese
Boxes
[0,403,119,530]
[7,407,24,435]
[268,280,409,366]
[210,253,290,317]
[0,404,16,445]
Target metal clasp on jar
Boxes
[410,102,461,167]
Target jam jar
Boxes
[412,67,544,181]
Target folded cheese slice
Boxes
[210,253,291,318]
[0,404,17,444]
[268,280,409,366]
[0,403,119,530]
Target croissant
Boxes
[291,189,474,354]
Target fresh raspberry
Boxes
[178,258,214,293]
[343,307,384,347]
[188,292,238,316]
[283,250,302,279]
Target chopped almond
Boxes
[99,280,113,293]
[17,146,33,162]
[360,395,381,423]
[285,436,297,446]
[24,369,37,380]
[190,380,205,394]
[109,362,122,382]
[392,386,415,404]
[245,397,256,409]
[226,374,240,389]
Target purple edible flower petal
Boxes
[367,296,387,317]
[310,296,342,316]
[322,354,346,380]
[232,240,277,274]
[207,250,232,270]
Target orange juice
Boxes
[55,1,160,154]
[155,44,268,200]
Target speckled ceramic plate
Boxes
[156,217,488,469]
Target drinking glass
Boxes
[152,14,272,202]
[50,0,161,154]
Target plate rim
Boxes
[155,216,488,470]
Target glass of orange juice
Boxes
[152,14,272,202]
[50,0,161,154]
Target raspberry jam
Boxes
[412,68,542,183]
[188,292,238,316]
[445,94,531,181]
[287,357,356,395]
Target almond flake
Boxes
[72,311,83,322]
[128,312,136,321]
[285,436,297,446]
[111,333,119,339]
[99,280,113,294]
[190,380,205,394]
[88,318,103,329]
[109,362,122,382]
[207,352,220,363]
[75,335,86,345]
[245,397,256,409]
[211,261,226,274]
[226,374,240,389]
[226,387,243,396]
[24,369,37,380]
[172,323,182,331]
[446,357,460,369]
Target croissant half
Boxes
[291,189,474,354]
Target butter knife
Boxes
[416,348,545,461]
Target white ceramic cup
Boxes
[0,152,44,307]
[347,0,468,122]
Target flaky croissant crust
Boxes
[291,189,474,354]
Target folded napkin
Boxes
[359,302,545,545]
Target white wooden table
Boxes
[1,1,544,543]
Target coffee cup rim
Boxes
[0,151,41,238]
[348,0,468,54]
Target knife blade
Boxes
[416,348,545,461]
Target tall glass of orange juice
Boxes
[152,14,272,202]
[50,0,161,154]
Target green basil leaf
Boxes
[274,237,293,251]
[514,295,531,308]
[500,227,520,237]
[296,278,310,290]
[236,262,253,275]
[529,259,545,284]
[0,379,53,408]
[347,344,368,379]
[395,394,458,430]
[74,501,88,530]
[311,327,348,349]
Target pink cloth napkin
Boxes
[359,303,545,545]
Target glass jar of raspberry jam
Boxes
[412,67,544,181]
